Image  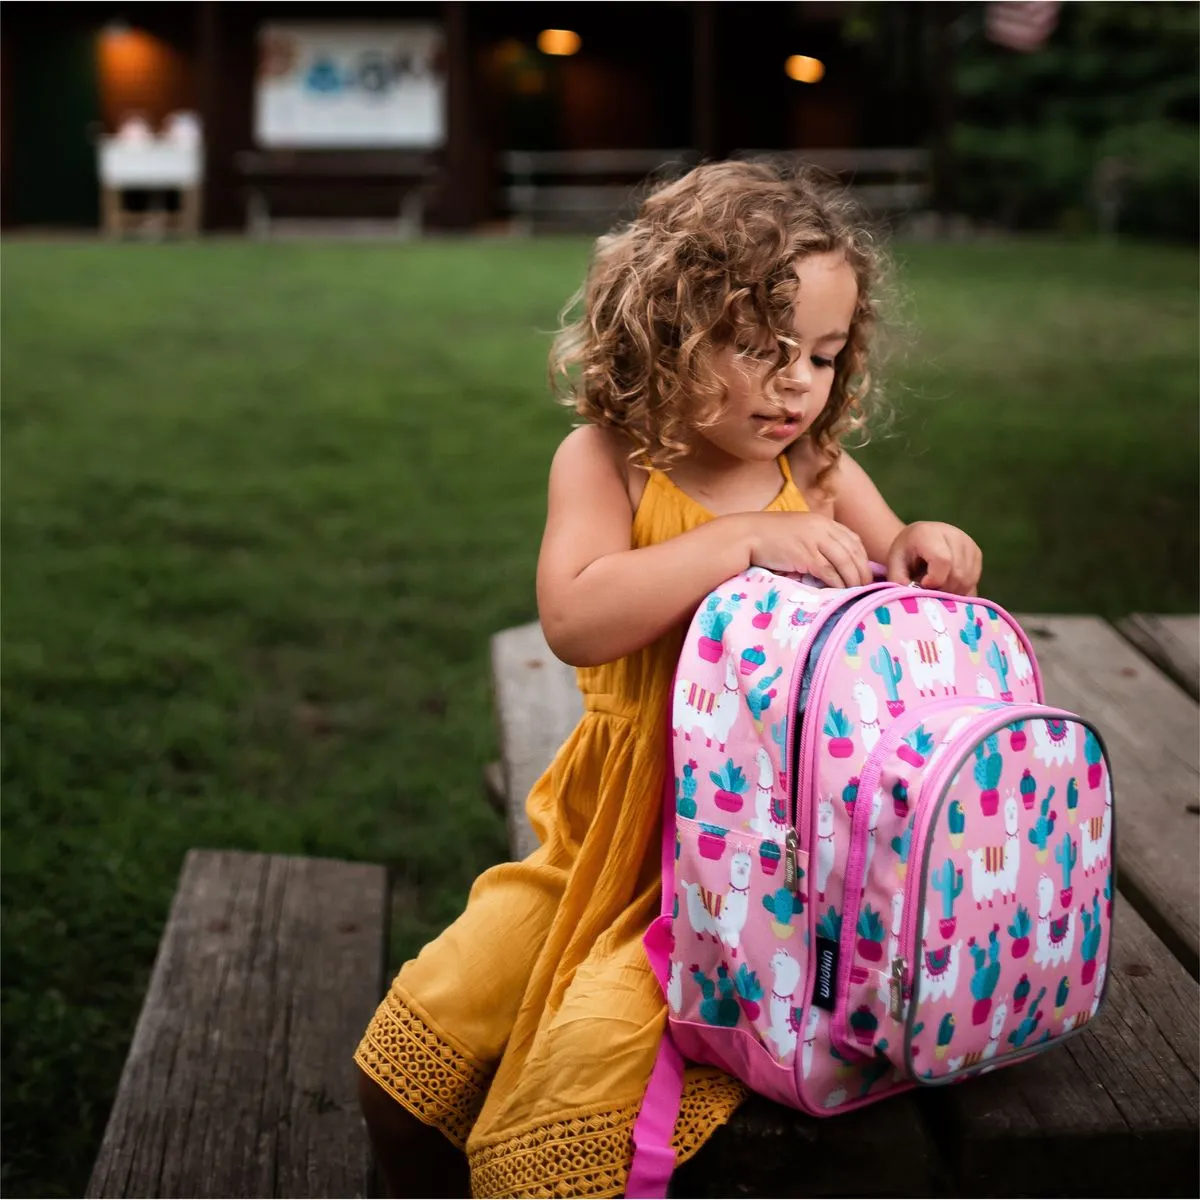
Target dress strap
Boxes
[777,454,794,485]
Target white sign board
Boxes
[255,24,445,149]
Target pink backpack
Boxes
[629,569,1115,1196]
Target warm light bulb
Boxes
[537,29,581,56]
[785,55,825,83]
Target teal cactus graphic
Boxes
[959,604,984,658]
[842,776,860,814]
[898,725,935,768]
[948,799,966,846]
[858,1041,893,1095]
[931,858,964,936]
[968,925,1002,1024]
[676,760,698,819]
[1014,972,1032,1012]
[845,622,866,662]
[816,906,841,942]
[1084,729,1104,787]
[986,639,1012,698]
[1007,904,1032,958]
[973,734,1003,815]
[935,1012,956,1061]
[824,704,856,757]
[1019,768,1037,811]
[770,718,787,771]
[733,963,764,1020]
[1007,988,1047,1047]
[1080,890,1103,984]
[890,817,913,880]
[856,905,886,963]
[869,645,905,715]
[1055,832,1078,904]
[891,778,909,818]
[1055,975,1070,1015]
[710,759,749,813]
[1028,788,1058,862]
[1104,872,1112,917]
[1066,776,1079,823]
[849,1004,879,1046]
[698,593,741,642]
[692,965,740,1027]
[763,886,801,935]
[874,604,892,631]
[747,667,784,726]
[752,587,780,628]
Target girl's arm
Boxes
[829,452,906,564]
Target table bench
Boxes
[489,612,1200,1196]
[86,850,388,1198]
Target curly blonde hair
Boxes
[550,157,894,480]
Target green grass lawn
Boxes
[2,234,1196,1196]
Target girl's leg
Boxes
[358,1068,471,1199]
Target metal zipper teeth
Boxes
[900,703,1077,1077]
[830,694,973,1056]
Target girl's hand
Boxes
[745,512,873,589]
[886,522,982,595]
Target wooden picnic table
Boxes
[490,611,1200,1197]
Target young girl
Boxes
[356,159,982,1198]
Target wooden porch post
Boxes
[692,2,717,160]
[438,0,485,229]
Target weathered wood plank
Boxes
[1016,615,1199,975]
[922,897,1199,1196]
[87,850,388,1199]
[1116,613,1200,702]
[490,622,582,860]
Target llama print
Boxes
[771,590,824,651]
[967,792,1022,906]
[815,798,836,900]
[674,657,740,751]
[886,889,905,967]
[948,998,1009,1072]
[801,1005,821,1079]
[920,909,963,1002]
[863,786,885,882]
[1032,875,1076,968]
[851,679,882,753]
[1005,631,1034,686]
[667,960,683,1014]
[748,746,789,839]
[1080,775,1112,875]
[900,601,958,698]
[765,948,802,1061]
[1032,717,1077,767]
[680,849,754,955]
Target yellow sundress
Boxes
[355,456,810,1198]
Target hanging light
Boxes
[785,55,825,84]
[537,29,581,56]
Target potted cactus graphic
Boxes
[874,604,893,639]
[842,776,859,816]
[817,906,842,944]
[733,963,764,1020]
[1084,729,1104,789]
[1007,904,1032,958]
[1080,890,1103,984]
[931,857,964,938]
[1054,975,1070,1020]
[890,820,913,882]
[1019,768,1037,811]
[1104,872,1112,919]
[752,588,779,629]
[747,668,783,732]
[1028,789,1058,863]
[891,779,909,819]
[1009,719,1028,752]
[1055,831,1078,907]
[967,925,1002,1026]
[1013,973,1031,1014]
[986,640,1013,701]
[854,905,886,976]
[845,622,866,667]
[849,1004,879,1047]
[697,593,742,662]
[869,646,905,716]
[739,645,768,676]
[697,823,727,860]
[823,704,856,758]
[710,760,749,813]
[1007,989,1047,1048]
[1066,776,1079,824]
[898,725,935,769]
[763,886,799,938]
[676,760,698,819]
[759,840,781,876]
[935,1012,956,1060]
[692,965,741,1027]
[947,799,966,849]
[959,604,984,664]
[973,735,1003,816]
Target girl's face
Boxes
[698,251,859,465]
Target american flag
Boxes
[985,1,1061,53]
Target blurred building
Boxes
[0,2,941,234]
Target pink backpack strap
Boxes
[629,731,688,1197]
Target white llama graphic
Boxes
[815,798,836,900]
[1005,631,1034,686]
[1033,874,1076,968]
[1081,775,1112,874]
[749,746,788,838]
[863,786,885,882]
[667,960,683,1014]
[851,679,881,753]
[1032,718,1078,767]
[926,713,974,774]
[967,792,1021,906]
[765,948,802,1061]
[674,657,740,751]
[771,590,824,651]
[900,601,957,697]
[919,909,963,1002]
[680,849,753,955]
[974,674,997,699]
[948,998,1008,1072]
[886,889,905,967]
[801,1004,821,1079]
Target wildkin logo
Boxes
[813,937,839,1011]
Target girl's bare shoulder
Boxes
[553,424,648,511]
